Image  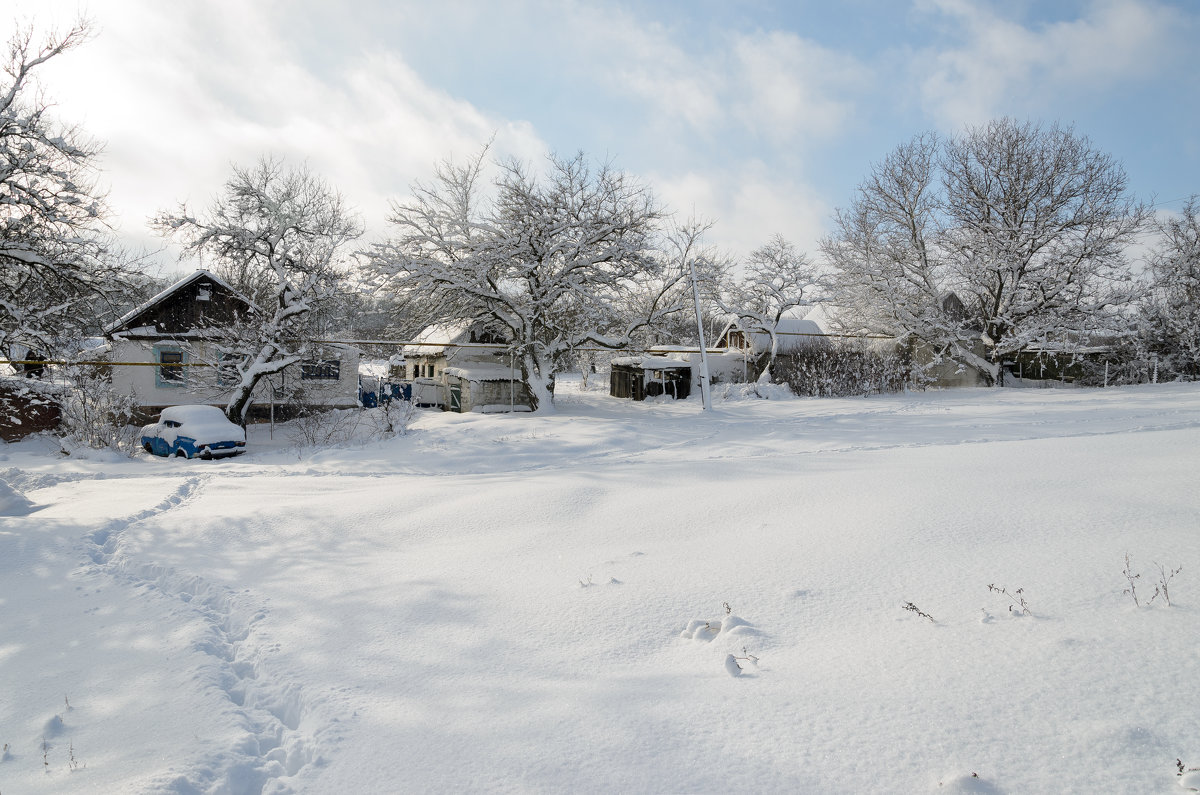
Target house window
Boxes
[156,347,186,387]
[196,283,212,301]
[301,359,340,381]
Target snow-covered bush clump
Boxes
[288,401,416,450]
[774,341,913,397]
[712,381,795,401]
[56,367,141,456]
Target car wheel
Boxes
[199,447,213,460]
[143,442,153,454]
[175,448,190,459]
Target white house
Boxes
[403,321,532,412]
[104,270,361,420]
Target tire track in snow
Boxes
[80,475,330,794]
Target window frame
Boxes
[155,345,187,388]
[300,359,341,381]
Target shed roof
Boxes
[444,364,523,382]
[611,355,693,370]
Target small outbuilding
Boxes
[715,315,829,382]
[610,356,693,400]
[403,321,533,412]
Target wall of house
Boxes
[108,339,361,418]
[455,377,531,412]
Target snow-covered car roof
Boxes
[152,405,245,443]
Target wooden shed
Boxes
[610,356,693,400]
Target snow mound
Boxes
[0,478,34,515]
[713,382,795,401]
[1181,769,1200,791]
[937,773,1002,793]
[680,614,760,642]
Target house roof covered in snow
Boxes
[403,321,472,356]
[105,270,259,338]
[403,321,512,357]
[718,314,829,354]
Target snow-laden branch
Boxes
[365,149,686,410]
[154,157,362,424]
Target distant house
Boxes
[104,270,360,419]
[715,314,830,382]
[402,321,532,412]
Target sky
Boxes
[8,0,1199,275]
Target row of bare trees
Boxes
[4,20,1196,422]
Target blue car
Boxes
[141,405,246,459]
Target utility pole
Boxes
[689,255,712,411]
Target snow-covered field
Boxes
[3,378,1199,794]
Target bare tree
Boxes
[941,119,1146,380]
[825,121,1147,384]
[0,19,138,362]
[154,158,362,424]
[1140,195,1200,379]
[822,133,975,376]
[366,148,688,410]
[709,234,824,379]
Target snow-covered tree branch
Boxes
[153,158,362,424]
[0,18,139,362]
[824,120,1148,385]
[1139,195,1200,379]
[708,234,824,379]
[366,149,688,410]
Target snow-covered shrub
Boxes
[773,341,915,397]
[1071,336,1169,387]
[370,397,416,438]
[1121,553,1183,607]
[1118,554,1185,610]
[287,398,417,450]
[986,583,1031,616]
[56,367,141,456]
[287,407,365,449]
[901,601,935,622]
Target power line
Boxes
[1,328,899,369]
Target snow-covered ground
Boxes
[3,378,1199,794]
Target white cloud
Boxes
[915,0,1183,128]
[1,0,869,270]
[11,0,549,266]
[730,30,868,144]
[559,5,867,148]
[652,164,832,264]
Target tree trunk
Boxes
[521,352,555,413]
